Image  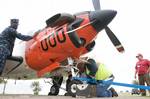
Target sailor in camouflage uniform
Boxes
[0,19,33,75]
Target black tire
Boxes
[67,80,83,97]
[48,85,59,96]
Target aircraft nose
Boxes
[90,10,117,32]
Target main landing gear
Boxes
[48,57,83,97]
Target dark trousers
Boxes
[96,79,113,97]
[138,74,150,95]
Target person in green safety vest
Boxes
[77,59,118,97]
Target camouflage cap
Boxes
[10,19,19,24]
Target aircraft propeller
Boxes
[92,0,125,53]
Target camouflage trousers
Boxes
[0,45,10,75]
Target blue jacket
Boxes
[0,26,33,55]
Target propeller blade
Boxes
[92,0,101,10]
[105,26,125,53]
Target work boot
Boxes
[109,87,118,97]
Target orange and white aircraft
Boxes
[2,0,124,95]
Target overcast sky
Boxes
[0,0,150,94]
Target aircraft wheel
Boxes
[48,85,59,96]
[67,80,83,97]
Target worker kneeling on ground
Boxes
[77,58,118,97]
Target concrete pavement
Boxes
[0,95,149,99]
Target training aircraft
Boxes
[1,0,124,95]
